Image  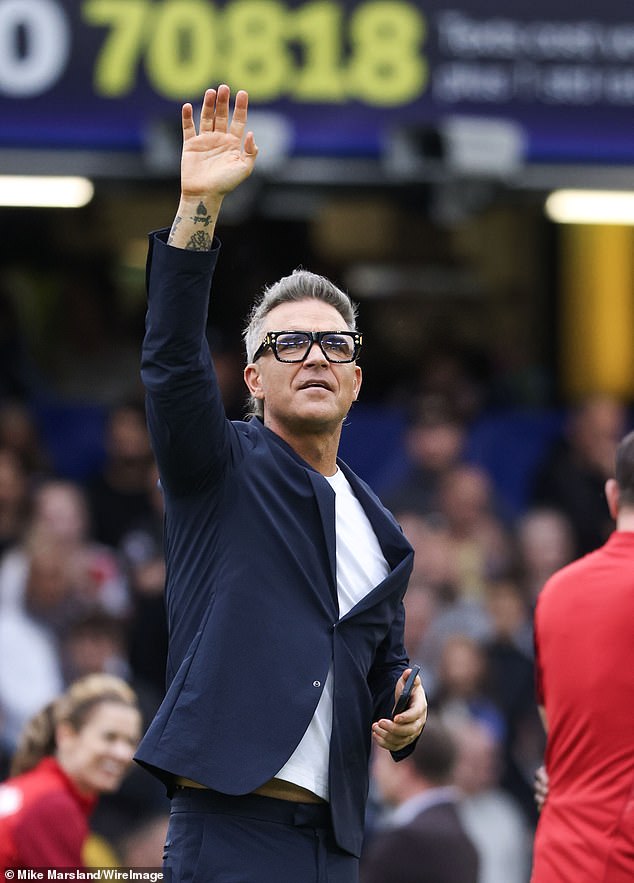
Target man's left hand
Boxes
[372,668,427,752]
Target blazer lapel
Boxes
[255,420,339,604]
[338,460,413,569]
[306,469,338,602]
[336,459,414,618]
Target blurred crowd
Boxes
[0,399,170,863]
[0,358,630,876]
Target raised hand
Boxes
[181,85,258,199]
[169,85,258,251]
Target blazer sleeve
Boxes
[141,229,235,495]
[368,598,421,761]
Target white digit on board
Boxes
[0,0,70,97]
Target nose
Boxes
[111,739,135,764]
[303,340,328,365]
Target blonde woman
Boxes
[0,674,141,871]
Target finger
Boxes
[244,131,258,157]
[394,685,426,724]
[182,103,196,141]
[372,729,399,750]
[199,89,217,133]
[242,132,258,172]
[213,83,231,133]
[372,720,394,743]
[230,89,249,140]
[373,731,409,752]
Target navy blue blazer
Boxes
[135,230,415,857]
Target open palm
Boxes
[180,86,258,198]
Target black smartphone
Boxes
[391,665,421,719]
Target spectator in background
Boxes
[483,578,543,825]
[0,478,128,617]
[515,508,575,604]
[530,394,627,556]
[56,613,169,856]
[60,612,131,686]
[437,464,514,602]
[0,448,28,558]
[84,401,156,549]
[361,715,479,883]
[531,430,634,883]
[395,510,459,605]
[402,584,437,663]
[431,635,505,747]
[449,716,532,883]
[0,674,141,873]
[121,530,167,698]
[415,343,488,425]
[0,402,51,480]
[33,479,128,616]
[396,508,493,702]
[382,394,467,515]
[118,464,167,697]
[0,537,70,749]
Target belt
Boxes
[170,787,332,829]
[172,775,326,805]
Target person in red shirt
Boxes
[532,429,634,883]
[0,674,141,871]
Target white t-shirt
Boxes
[275,468,389,799]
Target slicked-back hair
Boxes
[242,269,358,419]
[615,430,634,507]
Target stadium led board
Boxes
[0,0,633,163]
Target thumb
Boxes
[244,131,258,161]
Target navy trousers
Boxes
[164,788,359,883]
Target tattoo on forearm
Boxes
[168,216,182,244]
[186,230,213,251]
[192,201,212,226]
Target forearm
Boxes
[142,231,229,490]
[167,194,224,251]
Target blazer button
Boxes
[313,681,321,687]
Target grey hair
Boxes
[242,269,358,419]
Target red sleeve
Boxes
[13,792,88,868]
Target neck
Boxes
[397,779,436,806]
[616,510,634,532]
[264,416,341,476]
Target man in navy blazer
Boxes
[135,85,427,883]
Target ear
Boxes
[352,365,362,401]
[55,721,76,753]
[605,478,619,521]
[244,364,265,400]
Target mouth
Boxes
[99,759,128,780]
[298,380,332,391]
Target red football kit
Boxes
[532,531,634,883]
[0,757,96,872]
